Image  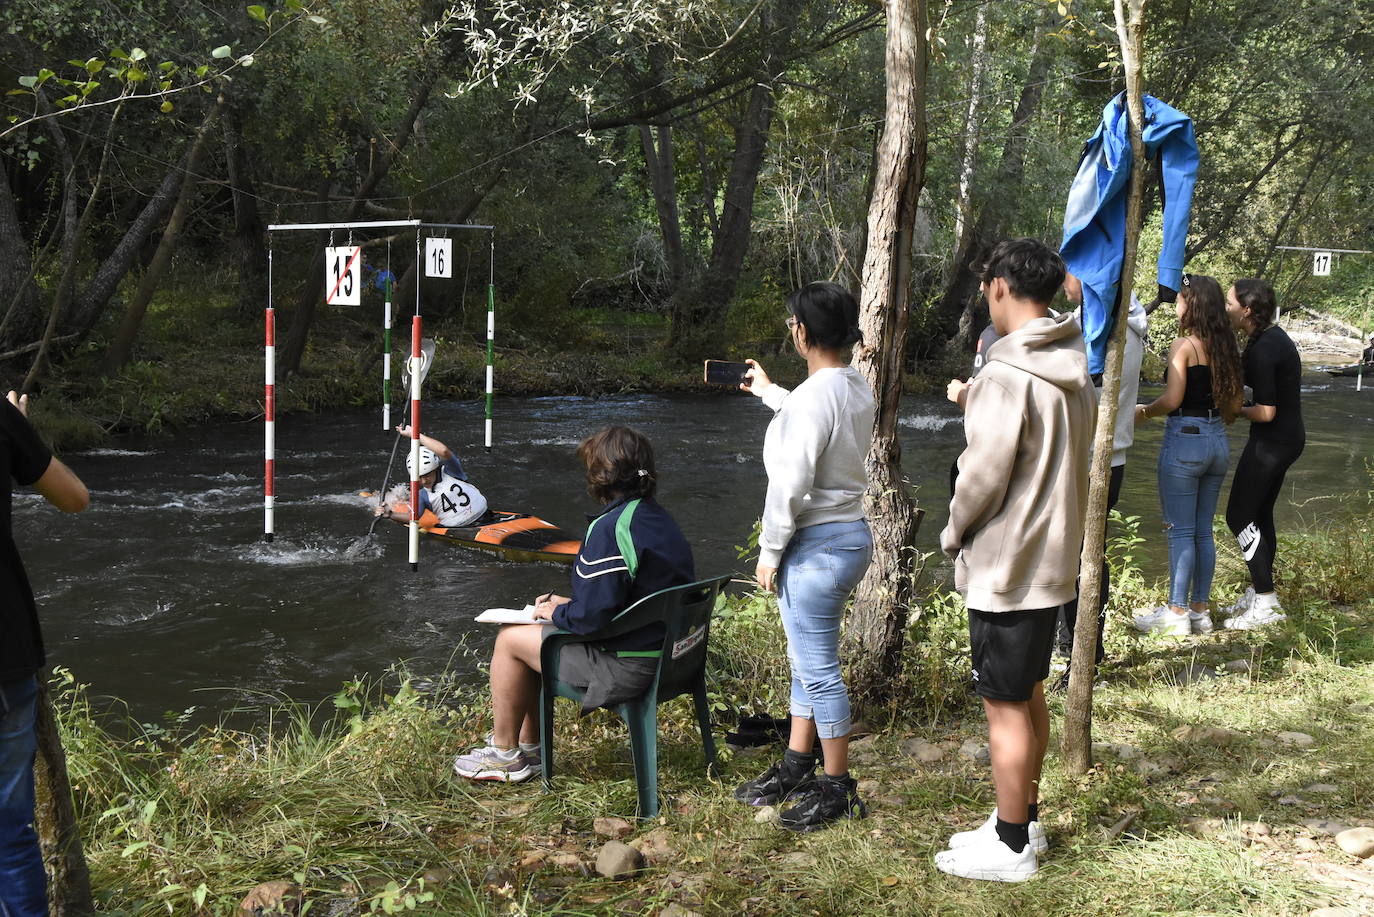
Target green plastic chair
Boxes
[538,574,731,819]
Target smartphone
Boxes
[704,360,750,386]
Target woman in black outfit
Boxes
[1222,279,1304,629]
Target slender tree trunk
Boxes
[951,3,988,248]
[225,103,269,322]
[846,0,927,706]
[927,16,1053,357]
[33,677,95,916]
[104,95,225,374]
[1061,0,1147,776]
[639,123,688,284]
[0,158,42,347]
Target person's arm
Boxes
[758,393,829,571]
[941,376,1021,558]
[395,424,451,461]
[1241,341,1279,423]
[6,391,88,513]
[1240,403,1276,423]
[552,523,631,634]
[34,457,89,513]
[947,378,971,412]
[373,488,429,521]
[1135,338,1189,425]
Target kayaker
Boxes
[374,425,489,527]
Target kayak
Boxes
[363,492,581,564]
[1323,362,1373,377]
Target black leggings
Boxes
[1224,436,1303,594]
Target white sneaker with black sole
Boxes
[946,809,1048,854]
[935,836,1037,882]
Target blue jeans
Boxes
[777,519,873,739]
[1157,416,1229,608]
[1,675,46,917]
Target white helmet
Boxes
[407,447,443,478]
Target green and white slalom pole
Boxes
[485,232,495,452]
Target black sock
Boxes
[995,817,1030,854]
[1027,802,1039,823]
[782,748,816,775]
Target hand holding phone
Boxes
[703,360,750,386]
[740,358,770,395]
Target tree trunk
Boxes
[278,77,436,376]
[104,95,225,374]
[225,103,269,322]
[0,158,42,349]
[1061,0,1148,776]
[846,0,928,707]
[926,16,1053,358]
[951,3,989,249]
[639,123,688,284]
[33,677,95,916]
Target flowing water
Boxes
[17,375,1372,720]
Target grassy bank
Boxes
[53,488,1374,915]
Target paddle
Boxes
[367,338,437,536]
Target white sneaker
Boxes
[947,809,1048,854]
[935,836,1038,882]
[1189,609,1214,634]
[1133,606,1191,636]
[453,744,538,782]
[1225,594,1285,630]
[1220,587,1256,618]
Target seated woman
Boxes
[453,425,695,782]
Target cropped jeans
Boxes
[1,675,46,917]
[776,519,873,739]
[1157,415,1229,609]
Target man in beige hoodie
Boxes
[936,238,1095,882]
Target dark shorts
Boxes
[968,607,1060,702]
[543,629,658,713]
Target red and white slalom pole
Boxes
[264,303,276,543]
[408,315,422,569]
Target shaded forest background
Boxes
[2,0,1372,444]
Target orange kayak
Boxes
[365,492,580,564]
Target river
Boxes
[16,374,1372,721]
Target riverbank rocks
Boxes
[629,827,675,865]
[901,738,945,762]
[1303,819,1350,836]
[958,738,990,763]
[595,841,645,878]
[594,816,634,839]
[1336,827,1374,859]
[239,881,303,917]
[1276,731,1316,747]
[1223,658,1252,673]
[753,805,779,824]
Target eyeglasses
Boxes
[785,316,798,330]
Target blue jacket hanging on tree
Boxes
[1060,92,1199,375]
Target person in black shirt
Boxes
[1221,280,1304,629]
[1362,334,1373,366]
[1,391,89,916]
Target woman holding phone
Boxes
[732,281,874,833]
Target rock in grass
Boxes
[594,816,634,839]
[1335,827,1374,859]
[753,805,779,824]
[629,827,675,865]
[1303,784,1341,795]
[239,881,303,917]
[659,905,703,917]
[958,738,990,763]
[1276,731,1316,747]
[1223,658,1251,673]
[595,841,645,878]
[1173,663,1217,685]
[1309,908,1361,917]
[1303,819,1349,836]
[1295,837,1321,852]
[901,738,945,762]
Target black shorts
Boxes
[967,607,1059,702]
[544,629,658,713]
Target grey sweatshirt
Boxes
[941,312,1096,612]
[756,367,874,568]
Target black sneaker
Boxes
[733,759,816,806]
[778,774,867,832]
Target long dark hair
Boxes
[1180,273,1243,423]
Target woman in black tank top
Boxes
[1132,274,1243,637]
